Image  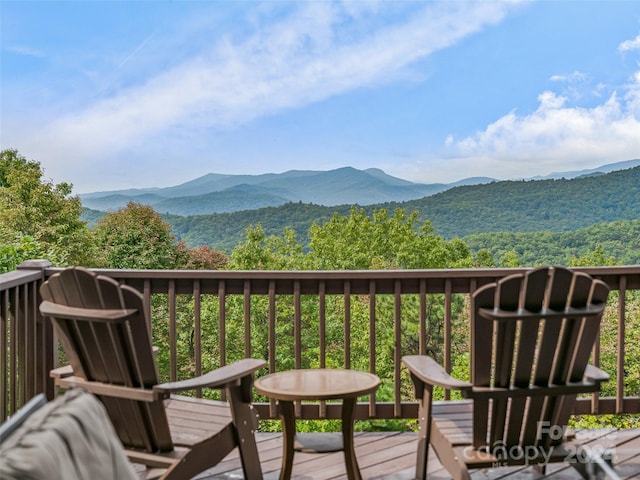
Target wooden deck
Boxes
[196,427,640,479]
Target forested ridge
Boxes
[398,166,640,237]
[166,202,342,252]
[164,166,640,261]
[464,219,640,266]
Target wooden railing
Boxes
[2,260,639,423]
[0,261,56,417]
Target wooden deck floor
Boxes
[197,427,640,479]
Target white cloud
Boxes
[550,71,586,83]
[4,45,45,58]
[619,34,640,53]
[444,71,640,179]
[11,0,525,184]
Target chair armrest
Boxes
[584,364,610,383]
[50,365,74,379]
[402,355,472,391]
[40,301,137,323]
[154,358,266,393]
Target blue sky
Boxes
[2,1,640,194]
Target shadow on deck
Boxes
[195,428,640,479]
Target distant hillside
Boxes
[162,166,640,252]
[80,193,167,212]
[164,202,334,252]
[390,165,639,238]
[152,186,289,215]
[80,167,463,213]
[463,219,640,266]
[530,158,640,180]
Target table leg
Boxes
[279,401,296,480]
[341,397,362,480]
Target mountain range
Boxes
[80,159,640,216]
[162,164,640,252]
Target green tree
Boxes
[499,250,521,267]
[230,224,308,270]
[568,244,618,267]
[0,149,93,267]
[230,207,474,271]
[0,232,46,273]
[474,248,495,267]
[92,202,188,269]
[307,207,473,270]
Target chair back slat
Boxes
[40,267,173,452]
[522,267,547,311]
[534,321,562,386]
[470,284,496,387]
[570,280,609,383]
[547,267,573,310]
[470,282,496,447]
[505,269,547,446]
[497,275,522,311]
[469,266,609,451]
[490,277,518,447]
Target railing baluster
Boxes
[590,280,606,413]
[592,302,602,413]
[17,283,27,407]
[394,279,402,417]
[294,280,301,370]
[344,280,351,370]
[419,278,427,355]
[244,280,251,359]
[193,280,202,397]
[319,280,327,418]
[444,279,452,401]
[168,279,177,382]
[38,299,55,400]
[1,289,8,421]
[218,280,226,367]
[143,279,152,333]
[218,280,227,402]
[10,286,18,413]
[369,280,377,417]
[268,280,277,416]
[319,280,326,370]
[617,275,627,413]
[26,281,37,400]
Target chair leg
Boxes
[570,446,620,480]
[415,387,433,480]
[228,386,263,480]
[533,463,547,475]
[161,425,237,480]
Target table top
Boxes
[254,369,380,401]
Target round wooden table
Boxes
[254,369,380,480]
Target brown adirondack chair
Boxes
[403,266,615,480]
[39,266,265,480]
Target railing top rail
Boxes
[40,265,640,293]
[42,265,640,278]
[0,269,44,291]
